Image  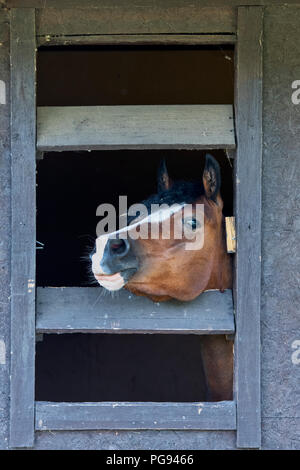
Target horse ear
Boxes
[202,154,221,201]
[157,158,173,192]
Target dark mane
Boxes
[127,179,204,224]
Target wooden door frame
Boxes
[9,5,262,449]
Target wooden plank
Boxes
[37,105,235,151]
[225,216,236,253]
[36,288,235,335]
[35,401,236,431]
[5,0,300,8]
[0,7,11,454]
[37,33,236,47]
[35,6,236,37]
[10,8,36,449]
[235,6,263,449]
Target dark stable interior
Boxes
[35,45,234,402]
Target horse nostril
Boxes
[109,238,130,257]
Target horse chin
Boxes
[94,272,125,291]
[124,284,172,302]
[94,268,137,291]
[124,279,207,302]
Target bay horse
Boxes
[91,154,233,401]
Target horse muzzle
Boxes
[91,237,139,291]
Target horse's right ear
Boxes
[157,158,173,192]
[202,154,221,202]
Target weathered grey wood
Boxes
[10,8,36,449]
[36,150,44,160]
[0,7,11,452]
[5,0,300,8]
[235,7,263,449]
[37,105,235,151]
[35,401,236,431]
[36,288,234,335]
[35,6,236,37]
[37,33,236,47]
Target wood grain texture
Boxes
[36,288,235,335]
[235,6,263,449]
[37,105,235,151]
[10,8,36,449]
[261,4,300,432]
[37,33,236,47]
[35,401,236,431]
[35,6,236,37]
[5,0,300,8]
[225,216,236,253]
[34,430,237,450]
[0,7,11,451]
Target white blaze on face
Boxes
[92,203,186,290]
[91,234,109,275]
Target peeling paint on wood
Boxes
[35,401,236,431]
[9,8,36,449]
[0,340,6,365]
[37,105,236,151]
[0,80,6,104]
[36,288,235,335]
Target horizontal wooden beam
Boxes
[36,288,235,335]
[6,0,299,9]
[35,400,236,431]
[37,105,235,151]
[34,6,236,38]
[37,33,236,47]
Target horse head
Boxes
[91,154,232,302]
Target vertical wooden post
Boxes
[235,6,263,449]
[10,8,36,448]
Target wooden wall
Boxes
[0,2,300,450]
[260,5,300,449]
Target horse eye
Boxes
[184,218,200,231]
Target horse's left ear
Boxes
[157,158,173,192]
[203,154,221,201]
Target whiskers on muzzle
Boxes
[79,235,97,286]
